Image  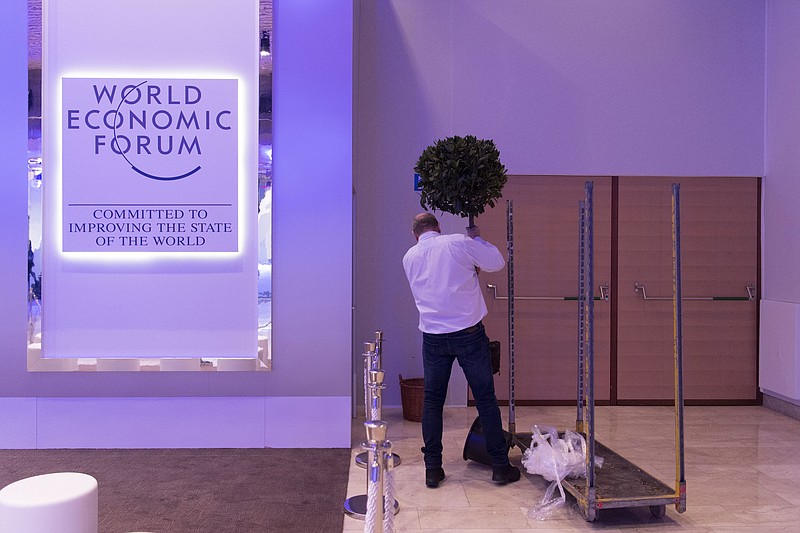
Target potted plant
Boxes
[414,135,508,227]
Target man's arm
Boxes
[461,225,505,272]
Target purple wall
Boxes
[453,1,765,177]
[0,0,33,398]
[765,0,800,303]
[354,0,766,406]
[760,0,800,403]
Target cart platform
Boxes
[512,433,685,519]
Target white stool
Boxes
[0,472,98,533]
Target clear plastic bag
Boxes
[521,425,604,520]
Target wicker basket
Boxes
[399,375,424,422]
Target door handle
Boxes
[486,283,610,301]
[633,283,756,301]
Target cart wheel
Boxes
[650,505,666,519]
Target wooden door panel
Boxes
[616,177,758,401]
[478,176,611,402]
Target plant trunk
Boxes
[468,214,475,229]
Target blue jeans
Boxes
[421,322,509,469]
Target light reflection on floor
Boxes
[345,405,800,532]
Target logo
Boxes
[61,78,240,253]
[64,78,236,182]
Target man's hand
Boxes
[467,225,481,239]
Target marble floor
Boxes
[342,404,800,532]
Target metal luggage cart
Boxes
[499,182,687,521]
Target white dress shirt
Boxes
[403,231,505,334]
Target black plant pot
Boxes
[462,416,512,467]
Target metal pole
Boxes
[374,330,384,369]
[380,439,396,532]
[363,342,377,419]
[507,200,516,436]
[357,348,400,469]
[357,343,386,469]
[366,421,386,533]
[369,370,386,421]
[374,331,400,467]
[672,183,687,511]
[344,421,399,521]
[584,181,597,521]
[577,200,586,434]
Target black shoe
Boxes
[425,467,445,488]
[492,464,521,485]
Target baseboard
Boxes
[0,396,351,449]
[615,399,761,406]
[762,391,800,421]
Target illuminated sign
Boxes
[61,78,238,252]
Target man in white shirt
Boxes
[403,212,521,488]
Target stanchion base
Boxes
[343,494,399,520]
[354,451,401,468]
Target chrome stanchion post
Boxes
[355,336,383,468]
[357,343,378,468]
[375,331,403,467]
[359,370,400,468]
[374,330,384,369]
[380,437,396,533]
[374,331,402,466]
[365,421,386,533]
[343,420,400,522]
[357,342,378,470]
[357,338,401,468]
[363,342,378,419]
[368,369,386,420]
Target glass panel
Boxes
[258,0,273,366]
[27,0,43,353]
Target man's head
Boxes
[412,212,440,240]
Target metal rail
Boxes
[565,181,687,521]
[576,200,586,434]
[672,183,687,512]
[507,200,516,436]
[634,283,755,301]
[584,181,597,517]
[487,283,609,301]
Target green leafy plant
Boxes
[414,135,508,227]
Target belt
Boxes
[424,321,483,337]
[459,321,482,334]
